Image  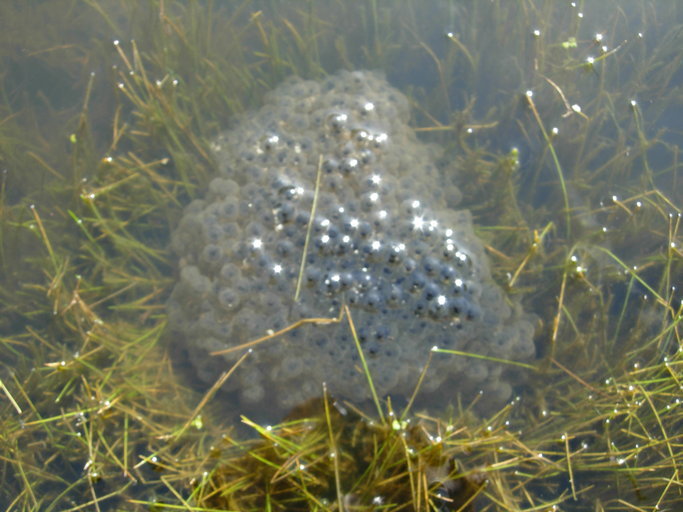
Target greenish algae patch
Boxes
[0,1,681,510]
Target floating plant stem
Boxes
[210,311,342,357]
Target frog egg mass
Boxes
[168,70,535,415]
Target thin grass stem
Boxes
[294,154,323,303]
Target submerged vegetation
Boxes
[0,0,680,510]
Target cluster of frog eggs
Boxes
[168,70,535,417]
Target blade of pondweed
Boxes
[126,499,229,512]
[344,304,385,424]
[170,349,252,442]
[29,204,59,273]
[508,222,554,289]
[0,376,22,413]
[322,383,343,512]
[591,246,665,306]
[400,350,433,423]
[524,91,572,237]
[431,347,537,371]
[241,416,306,456]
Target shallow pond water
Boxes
[0,1,680,510]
